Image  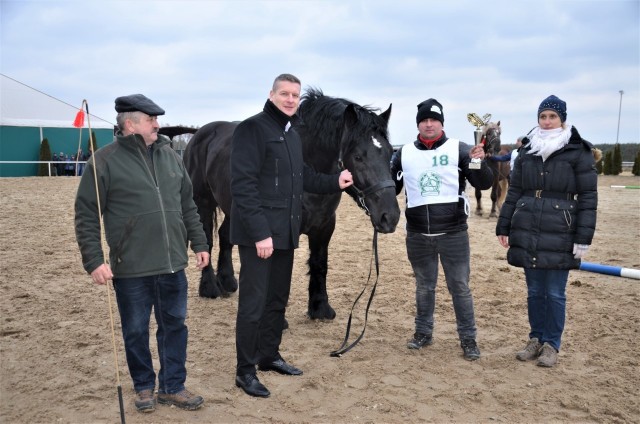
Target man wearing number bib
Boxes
[390,98,493,360]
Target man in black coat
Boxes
[230,73,353,398]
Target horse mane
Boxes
[297,87,388,152]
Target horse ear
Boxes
[497,120,501,127]
[379,104,392,127]
[343,104,359,128]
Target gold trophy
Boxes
[466,112,491,170]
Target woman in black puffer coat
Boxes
[496,95,598,368]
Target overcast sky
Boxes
[1,0,638,146]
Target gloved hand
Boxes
[573,244,589,259]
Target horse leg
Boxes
[497,180,508,211]
[497,168,509,211]
[489,179,499,218]
[474,188,483,216]
[216,215,238,296]
[196,197,224,299]
[306,218,337,320]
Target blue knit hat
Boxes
[538,95,566,123]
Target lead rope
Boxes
[76,101,126,424]
[330,228,380,357]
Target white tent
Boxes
[0,74,115,176]
[1,74,113,129]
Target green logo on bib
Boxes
[419,172,441,196]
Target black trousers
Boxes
[236,245,294,376]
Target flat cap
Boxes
[114,94,165,116]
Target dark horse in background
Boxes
[183,88,400,320]
[474,121,509,218]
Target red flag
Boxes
[73,109,85,128]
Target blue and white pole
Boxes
[579,262,640,280]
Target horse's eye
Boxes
[354,155,363,162]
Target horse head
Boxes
[339,103,400,234]
[482,121,502,156]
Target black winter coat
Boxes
[495,126,598,270]
[230,100,340,250]
[390,133,494,234]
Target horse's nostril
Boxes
[375,212,399,234]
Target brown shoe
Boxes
[536,343,558,367]
[158,388,204,410]
[134,389,156,413]
[516,338,542,361]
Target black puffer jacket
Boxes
[496,126,598,270]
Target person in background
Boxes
[390,98,493,361]
[75,94,210,412]
[489,135,525,173]
[64,154,73,176]
[230,74,353,398]
[77,148,85,176]
[51,153,59,176]
[70,154,77,176]
[56,152,65,176]
[496,95,598,368]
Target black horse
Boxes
[474,121,507,218]
[183,88,400,320]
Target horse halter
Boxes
[482,126,502,155]
[337,157,395,215]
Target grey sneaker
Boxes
[536,343,558,367]
[407,332,433,349]
[134,389,156,413]
[461,338,480,361]
[158,388,204,410]
[516,338,542,361]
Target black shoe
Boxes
[461,338,481,361]
[407,332,433,349]
[258,358,303,376]
[235,374,270,398]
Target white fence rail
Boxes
[0,161,87,177]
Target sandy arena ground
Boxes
[1,174,639,423]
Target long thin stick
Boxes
[75,123,82,177]
[84,100,126,424]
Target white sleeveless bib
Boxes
[401,139,460,208]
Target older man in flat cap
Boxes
[75,94,209,413]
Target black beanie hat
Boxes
[416,98,444,125]
[538,95,566,123]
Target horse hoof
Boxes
[307,303,336,320]
[219,276,238,294]
[199,280,222,299]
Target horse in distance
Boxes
[474,121,509,217]
[183,88,400,320]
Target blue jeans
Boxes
[524,268,569,352]
[113,270,188,394]
[406,230,477,340]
